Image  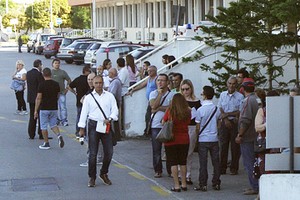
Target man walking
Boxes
[34,68,64,150]
[27,59,44,139]
[18,35,22,53]
[149,74,174,178]
[78,75,118,187]
[235,78,259,195]
[51,59,71,126]
[68,66,91,138]
[218,77,244,175]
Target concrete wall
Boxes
[260,174,300,200]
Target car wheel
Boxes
[65,60,73,64]
[27,47,30,53]
[45,55,51,59]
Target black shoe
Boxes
[194,185,207,192]
[213,184,221,190]
[171,187,181,192]
[181,186,187,191]
[186,178,193,185]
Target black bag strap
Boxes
[199,106,217,135]
[90,92,108,120]
[149,91,170,124]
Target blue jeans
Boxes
[151,128,162,173]
[39,110,58,130]
[58,94,67,123]
[76,106,82,134]
[88,120,113,179]
[240,142,259,191]
[198,142,221,186]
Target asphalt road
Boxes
[0,45,255,200]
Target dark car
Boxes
[43,38,63,59]
[34,33,56,54]
[73,41,95,65]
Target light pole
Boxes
[49,0,53,33]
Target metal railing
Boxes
[128,40,207,90]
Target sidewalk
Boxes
[0,41,18,47]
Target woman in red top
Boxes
[163,93,191,192]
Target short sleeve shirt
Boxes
[149,90,174,128]
[51,68,71,93]
[38,80,60,110]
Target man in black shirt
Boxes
[34,68,65,150]
[68,66,91,138]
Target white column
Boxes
[127,5,132,27]
[153,2,158,28]
[159,1,164,28]
[122,5,126,28]
[166,0,171,28]
[106,7,110,27]
[137,4,140,28]
[141,1,146,42]
[132,4,136,28]
[147,2,152,28]
[213,0,217,17]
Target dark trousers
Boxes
[219,121,240,173]
[18,45,22,52]
[144,104,152,134]
[151,128,163,173]
[198,142,221,186]
[15,90,27,111]
[88,120,113,179]
[28,103,42,139]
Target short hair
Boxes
[243,85,255,93]
[117,58,125,67]
[42,67,52,77]
[203,86,215,100]
[148,65,157,71]
[144,61,151,66]
[52,58,60,65]
[227,76,238,84]
[82,65,91,74]
[237,67,249,78]
[173,73,183,81]
[158,73,169,81]
[162,54,169,60]
[33,59,42,68]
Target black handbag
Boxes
[155,121,174,142]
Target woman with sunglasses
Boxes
[180,79,201,185]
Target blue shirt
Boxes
[195,100,220,142]
[218,90,244,119]
[146,77,157,100]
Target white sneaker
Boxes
[80,161,88,167]
[14,110,21,115]
[22,111,28,115]
[58,135,64,148]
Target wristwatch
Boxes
[108,117,113,121]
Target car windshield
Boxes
[41,35,50,41]
[75,43,92,50]
[45,40,54,45]
[61,39,73,48]
[131,49,152,59]
[89,43,101,50]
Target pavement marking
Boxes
[128,172,146,180]
[59,128,66,133]
[113,163,128,169]
[151,185,170,196]
[12,119,27,123]
[112,159,183,199]
[0,116,6,119]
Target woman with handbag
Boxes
[11,60,27,115]
[162,93,191,192]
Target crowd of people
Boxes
[10,55,298,199]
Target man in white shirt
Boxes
[117,58,129,96]
[194,86,221,192]
[78,75,118,188]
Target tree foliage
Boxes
[70,6,91,29]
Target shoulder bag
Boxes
[155,114,174,143]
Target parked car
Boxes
[57,39,102,64]
[73,41,95,65]
[84,42,102,66]
[43,38,63,59]
[59,37,92,49]
[92,43,142,68]
[26,33,38,53]
[129,46,156,60]
[34,33,56,54]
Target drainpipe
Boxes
[290,96,294,173]
[92,0,96,38]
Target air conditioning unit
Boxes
[120,31,127,39]
[103,31,109,38]
[136,31,141,40]
[158,33,168,41]
[146,32,155,40]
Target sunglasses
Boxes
[181,87,190,91]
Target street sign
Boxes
[56,18,63,25]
